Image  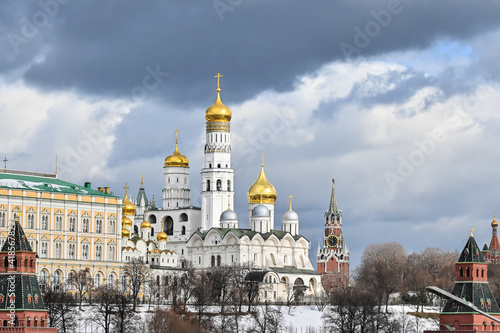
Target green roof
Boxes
[458,236,484,263]
[0,172,117,198]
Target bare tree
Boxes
[323,286,401,333]
[355,242,407,312]
[112,291,141,333]
[92,285,118,333]
[68,268,91,310]
[121,258,151,311]
[246,301,284,333]
[42,283,78,333]
[147,309,204,333]
[191,271,212,330]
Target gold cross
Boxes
[3,157,7,170]
[175,129,179,143]
[494,211,496,218]
[141,175,144,185]
[123,183,129,195]
[214,73,223,89]
[289,195,293,211]
[261,153,265,167]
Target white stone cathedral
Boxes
[121,74,322,301]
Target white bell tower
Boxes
[201,73,234,230]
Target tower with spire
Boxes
[0,217,56,331]
[136,175,149,216]
[317,178,350,291]
[201,73,234,230]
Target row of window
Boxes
[167,176,188,184]
[458,266,485,278]
[38,242,116,261]
[0,212,116,234]
[206,179,231,191]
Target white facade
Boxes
[122,78,322,300]
[201,125,234,231]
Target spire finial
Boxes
[175,129,179,144]
[124,183,129,196]
[228,195,231,210]
[471,228,475,237]
[214,73,223,92]
[141,175,144,185]
[3,157,7,171]
[55,154,58,176]
[261,154,265,168]
[289,195,293,211]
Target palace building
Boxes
[0,170,123,290]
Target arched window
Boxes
[459,267,463,277]
[211,256,215,267]
[217,163,221,168]
[207,180,210,191]
[216,179,222,191]
[164,216,174,235]
[476,268,479,277]
[94,273,102,288]
[466,267,470,277]
[482,268,485,278]
[217,255,221,266]
[181,226,186,235]
[227,180,231,191]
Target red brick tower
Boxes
[428,230,500,332]
[0,216,56,332]
[317,179,349,292]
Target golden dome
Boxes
[122,194,136,216]
[493,217,498,227]
[164,130,189,167]
[141,220,151,229]
[157,230,168,241]
[248,163,277,204]
[205,74,231,123]
[122,227,130,238]
[122,216,132,227]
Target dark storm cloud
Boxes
[2,0,500,107]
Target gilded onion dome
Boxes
[141,220,151,229]
[122,216,132,227]
[157,229,168,241]
[248,162,277,204]
[122,226,130,238]
[164,130,189,167]
[493,217,498,227]
[122,194,136,216]
[205,73,232,123]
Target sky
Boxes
[1,0,500,271]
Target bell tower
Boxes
[317,179,350,291]
[200,73,234,230]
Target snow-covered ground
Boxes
[73,304,440,332]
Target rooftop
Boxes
[0,171,117,198]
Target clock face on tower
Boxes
[327,234,338,248]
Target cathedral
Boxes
[122,74,323,301]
